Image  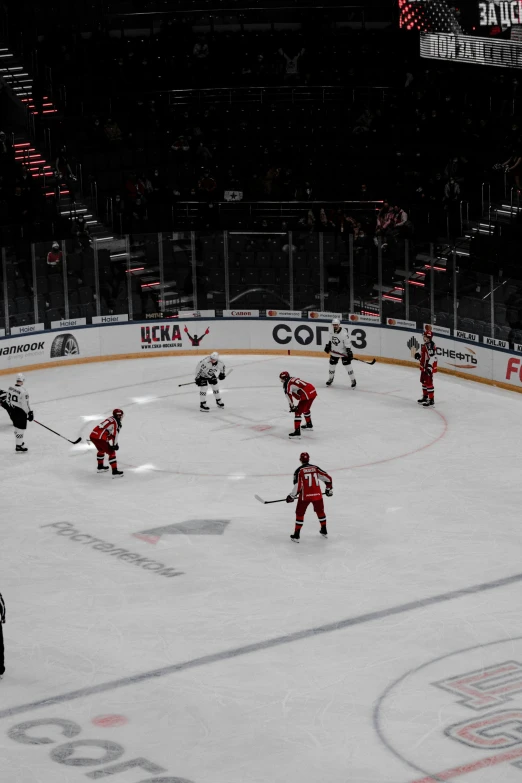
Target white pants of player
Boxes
[328,357,355,384]
[200,382,222,406]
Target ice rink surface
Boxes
[2,353,522,782]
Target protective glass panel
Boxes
[128,232,161,320]
[456,265,492,340]
[92,237,127,319]
[32,238,67,329]
[322,233,352,317]
[162,232,202,315]
[227,231,290,312]
[3,243,34,331]
[291,231,320,313]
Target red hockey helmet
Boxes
[113,408,124,420]
[423,329,433,341]
[279,371,290,383]
[300,452,310,464]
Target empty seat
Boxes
[50,292,65,309]
[48,275,63,293]
[36,276,49,295]
[79,286,93,305]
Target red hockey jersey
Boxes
[420,341,437,374]
[90,416,119,447]
[285,377,316,407]
[290,463,332,501]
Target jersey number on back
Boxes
[304,473,319,488]
[8,392,18,404]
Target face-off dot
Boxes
[92,715,128,728]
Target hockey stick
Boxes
[255,492,326,505]
[354,357,376,366]
[178,368,234,387]
[34,419,81,445]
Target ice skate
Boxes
[422,398,434,407]
[215,399,225,408]
[97,465,110,473]
[112,469,124,478]
[200,402,210,412]
[15,444,28,453]
[418,397,428,404]
[289,428,301,439]
[351,379,356,388]
[319,526,328,538]
[303,422,313,431]
[326,377,334,386]
[290,533,300,543]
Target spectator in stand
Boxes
[503,149,522,192]
[74,215,91,250]
[374,200,397,248]
[47,241,62,267]
[197,171,217,200]
[318,207,335,231]
[278,46,305,83]
[295,180,314,200]
[444,156,465,183]
[195,142,213,166]
[55,148,76,199]
[132,197,148,224]
[443,178,461,203]
[104,118,122,143]
[112,193,126,232]
[90,116,105,149]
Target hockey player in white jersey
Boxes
[324,318,356,388]
[5,374,33,452]
[195,352,226,411]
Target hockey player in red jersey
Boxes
[286,452,333,541]
[89,409,124,477]
[415,329,437,407]
[279,372,317,439]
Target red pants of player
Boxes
[294,393,316,430]
[295,496,326,525]
[90,437,118,470]
[420,370,434,400]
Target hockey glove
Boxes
[289,405,297,413]
[325,487,333,497]
[195,377,205,386]
[27,411,34,422]
[218,372,226,380]
[414,352,421,361]
[208,377,218,386]
[286,495,295,503]
[112,443,119,451]
[324,342,331,354]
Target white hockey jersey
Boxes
[195,356,226,381]
[328,327,353,359]
[6,383,31,414]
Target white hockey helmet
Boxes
[210,351,219,363]
[332,318,341,331]
[15,373,25,385]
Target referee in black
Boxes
[0,592,5,678]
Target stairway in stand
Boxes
[0,43,113,242]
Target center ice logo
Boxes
[376,638,522,781]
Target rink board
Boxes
[0,318,521,393]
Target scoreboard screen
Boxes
[399,1,522,68]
